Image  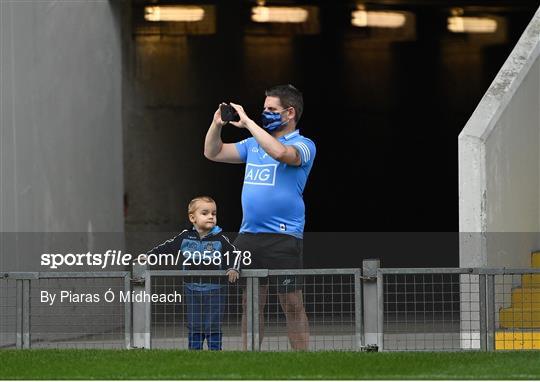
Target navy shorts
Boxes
[233,233,304,294]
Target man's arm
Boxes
[229,103,301,167]
[245,120,301,166]
[204,105,244,164]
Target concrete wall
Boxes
[0,1,125,347]
[0,1,124,271]
[459,7,540,268]
[458,6,540,350]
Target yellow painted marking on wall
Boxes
[532,251,540,268]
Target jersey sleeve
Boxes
[235,138,251,163]
[292,137,316,167]
[146,230,187,256]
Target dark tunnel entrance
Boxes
[123,0,539,268]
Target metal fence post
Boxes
[377,269,384,351]
[132,262,150,348]
[479,273,487,351]
[144,272,152,349]
[486,274,495,351]
[362,259,381,350]
[353,269,363,350]
[16,279,22,349]
[14,276,31,348]
[246,276,254,351]
[252,277,260,351]
[22,279,30,349]
[124,274,132,349]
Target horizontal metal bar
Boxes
[379,268,475,275]
[147,270,267,277]
[0,271,130,279]
[478,268,540,275]
[267,268,360,276]
[4,267,540,279]
[148,268,360,277]
[37,271,130,278]
[379,267,540,275]
[5,272,39,280]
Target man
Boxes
[204,84,316,350]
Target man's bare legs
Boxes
[241,285,268,350]
[242,285,309,350]
[278,289,309,350]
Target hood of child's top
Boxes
[193,225,222,238]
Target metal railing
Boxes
[144,269,362,351]
[1,272,131,349]
[2,262,540,351]
[377,267,540,351]
[0,275,16,349]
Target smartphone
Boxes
[220,104,240,123]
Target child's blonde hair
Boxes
[188,196,216,216]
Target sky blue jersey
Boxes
[234,130,316,238]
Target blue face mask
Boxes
[261,109,290,131]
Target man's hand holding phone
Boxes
[220,103,240,123]
[228,103,252,129]
[213,103,229,127]
[215,102,253,130]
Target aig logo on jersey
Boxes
[244,164,277,186]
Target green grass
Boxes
[1,350,540,379]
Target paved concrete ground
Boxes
[6,318,478,351]
[21,323,357,350]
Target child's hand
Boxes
[226,269,239,283]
